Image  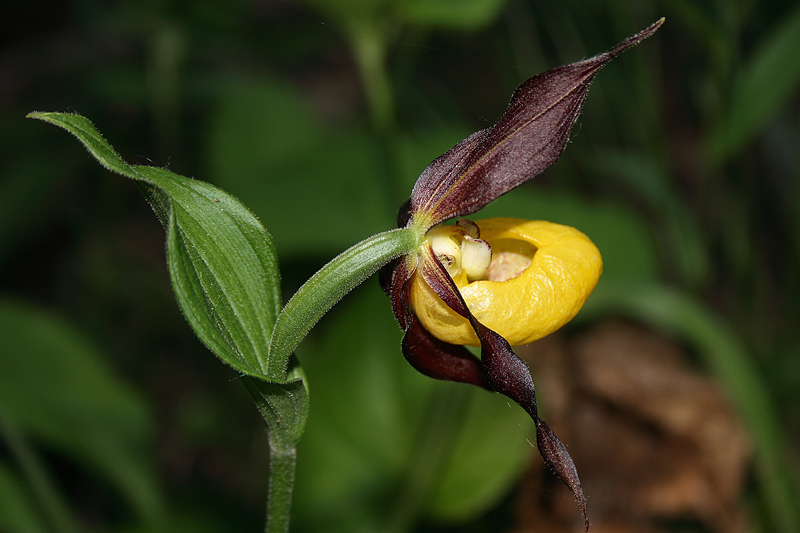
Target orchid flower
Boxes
[380,19,664,529]
[26,17,664,533]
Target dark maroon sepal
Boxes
[536,417,589,531]
[378,257,401,298]
[471,317,588,530]
[409,18,663,228]
[417,247,589,527]
[387,248,487,387]
[385,257,414,331]
[396,198,413,228]
[401,317,488,388]
[416,245,472,319]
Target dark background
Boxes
[1,0,798,531]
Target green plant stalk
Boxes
[264,445,296,533]
[242,377,298,533]
[243,373,309,533]
[267,227,421,380]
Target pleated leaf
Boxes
[28,111,281,379]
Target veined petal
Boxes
[409,19,663,228]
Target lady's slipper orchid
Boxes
[381,20,663,530]
[409,218,602,347]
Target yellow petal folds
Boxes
[410,218,602,346]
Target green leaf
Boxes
[580,282,800,533]
[0,298,162,524]
[709,5,800,162]
[28,111,310,532]
[142,165,281,377]
[27,111,281,379]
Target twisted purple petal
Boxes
[414,245,589,529]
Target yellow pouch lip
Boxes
[409,218,602,346]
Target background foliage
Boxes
[1,0,799,531]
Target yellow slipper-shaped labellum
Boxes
[409,218,602,346]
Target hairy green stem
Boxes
[242,375,308,533]
[267,227,421,380]
[264,444,297,533]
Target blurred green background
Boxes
[1,0,799,531]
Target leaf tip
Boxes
[26,111,51,121]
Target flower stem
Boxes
[268,228,420,380]
[241,375,307,533]
[264,442,297,533]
